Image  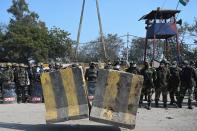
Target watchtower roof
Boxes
[139,9,180,20]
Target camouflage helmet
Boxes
[172,61,177,66]
[89,62,96,66]
[160,60,166,64]
[13,63,19,67]
[165,60,170,65]
[0,63,6,67]
[183,60,189,65]
[19,63,25,67]
[6,63,12,67]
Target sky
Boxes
[0,0,197,43]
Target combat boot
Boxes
[146,102,151,110]
[177,98,183,108]
[155,100,159,107]
[188,99,193,109]
[163,102,168,109]
[139,101,143,108]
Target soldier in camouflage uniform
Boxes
[85,62,98,105]
[126,61,140,75]
[104,60,113,69]
[1,63,15,101]
[15,63,29,103]
[48,63,56,72]
[190,61,197,103]
[168,61,181,107]
[178,60,197,109]
[155,60,170,108]
[140,61,156,110]
[0,63,5,100]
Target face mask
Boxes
[172,65,177,68]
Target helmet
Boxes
[6,63,12,67]
[172,61,177,65]
[183,60,189,65]
[165,61,170,65]
[0,63,6,68]
[19,63,25,67]
[160,60,166,64]
[89,62,96,67]
[130,60,135,64]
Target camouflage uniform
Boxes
[178,61,197,109]
[15,64,29,103]
[0,64,4,100]
[85,63,98,97]
[1,63,15,101]
[168,62,181,105]
[155,61,170,108]
[126,62,140,75]
[140,62,156,110]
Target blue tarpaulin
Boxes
[147,23,177,39]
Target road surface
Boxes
[0,103,197,131]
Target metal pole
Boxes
[165,39,168,60]
[96,0,107,60]
[153,35,156,61]
[144,38,148,62]
[126,32,129,62]
[76,0,86,61]
[176,0,180,10]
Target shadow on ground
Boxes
[0,122,123,131]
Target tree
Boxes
[0,0,75,63]
[78,34,124,62]
[48,27,75,61]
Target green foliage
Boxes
[0,0,74,63]
[48,27,75,61]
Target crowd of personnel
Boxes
[0,63,63,103]
[1,60,197,110]
[85,60,197,110]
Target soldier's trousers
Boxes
[17,86,29,103]
[168,84,179,103]
[178,85,193,106]
[140,85,153,104]
[87,81,96,96]
[155,86,168,103]
[194,87,197,101]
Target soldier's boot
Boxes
[139,95,143,108]
[17,97,22,104]
[146,102,151,110]
[177,97,183,108]
[169,92,174,105]
[155,100,159,107]
[188,99,193,109]
[139,100,143,108]
[163,102,168,109]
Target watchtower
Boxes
[139,8,181,62]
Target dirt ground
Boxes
[0,102,197,131]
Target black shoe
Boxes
[169,102,174,105]
[17,101,22,104]
[173,103,178,108]
[164,103,168,109]
[188,106,193,109]
[155,101,159,107]
[178,104,182,108]
[146,105,151,110]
